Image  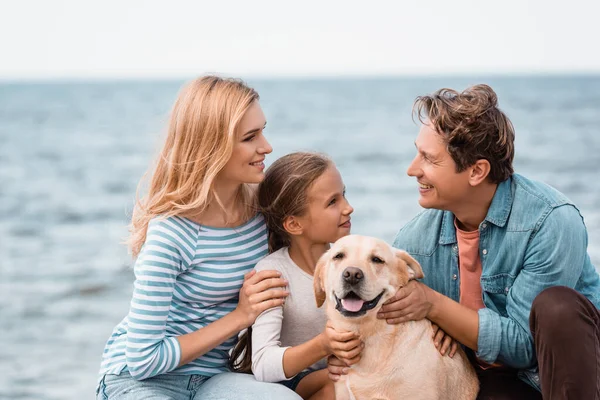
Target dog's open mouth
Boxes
[334,290,385,317]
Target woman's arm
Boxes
[125,219,288,380]
[177,269,288,366]
[125,219,186,380]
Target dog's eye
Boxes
[333,252,344,260]
[371,256,384,264]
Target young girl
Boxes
[96,76,301,400]
[231,152,362,400]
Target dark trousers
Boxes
[475,286,599,400]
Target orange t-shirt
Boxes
[455,222,485,311]
[455,220,503,369]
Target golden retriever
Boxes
[314,235,479,400]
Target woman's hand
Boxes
[233,270,289,329]
[431,323,458,357]
[376,280,436,324]
[320,321,363,366]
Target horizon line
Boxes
[1,70,600,84]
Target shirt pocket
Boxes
[480,273,516,317]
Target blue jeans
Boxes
[278,369,313,391]
[96,371,302,399]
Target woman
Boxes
[96,76,301,399]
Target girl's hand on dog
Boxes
[326,355,350,381]
[431,323,458,357]
[233,270,289,329]
[376,280,435,324]
[320,320,364,366]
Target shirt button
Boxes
[452,274,458,280]
[482,223,487,229]
[482,249,488,255]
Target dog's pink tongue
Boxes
[342,298,364,312]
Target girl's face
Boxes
[219,101,273,185]
[297,165,354,244]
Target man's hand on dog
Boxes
[376,281,458,357]
[320,320,364,366]
[431,323,458,358]
[376,280,434,324]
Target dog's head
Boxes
[314,235,423,318]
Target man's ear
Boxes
[313,250,329,308]
[395,249,424,280]
[468,159,491,186]
[283,215,304,237]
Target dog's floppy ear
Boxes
[313,249,330,308]
[395,249,424,280]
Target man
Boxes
[330,84,600,399]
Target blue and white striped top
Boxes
[99,214,268,381]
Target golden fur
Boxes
[314,235,479,400]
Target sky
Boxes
[1,0,599,79]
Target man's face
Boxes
[406,123,471,211]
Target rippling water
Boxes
[1,76,599,399]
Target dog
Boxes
[314,235,479,400]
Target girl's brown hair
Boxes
[413,84,515,184]
[128,76,259,257]
[229,152,332,373]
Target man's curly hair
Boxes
[413,84,515,184]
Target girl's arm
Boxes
[251,265,362,381]
[250,283,291,382]
[281,323,362,378]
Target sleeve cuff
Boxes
[476,308,502,364]
[252,346,291,382]
[166,336,183,372]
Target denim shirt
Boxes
[393,173,600,390]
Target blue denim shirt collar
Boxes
[439,212,457,245]
[484,176,513,228]
[439,176,513,245]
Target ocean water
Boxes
[1,76,599,399]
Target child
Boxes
[96,76,300,400]
[230,152,362,400]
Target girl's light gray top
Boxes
[251,247,328,382]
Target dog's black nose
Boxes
[343,267,363,285]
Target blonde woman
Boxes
[96,76,301,400]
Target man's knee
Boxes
[530,286,581,333]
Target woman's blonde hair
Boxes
[128,76,260,257]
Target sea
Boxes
[1,76,599,399]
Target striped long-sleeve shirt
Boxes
[99,214,268,381]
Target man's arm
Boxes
[381,205,587,368]
[377,280,480,350]
[477,205,586,367]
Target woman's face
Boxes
[219,101,273,185]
